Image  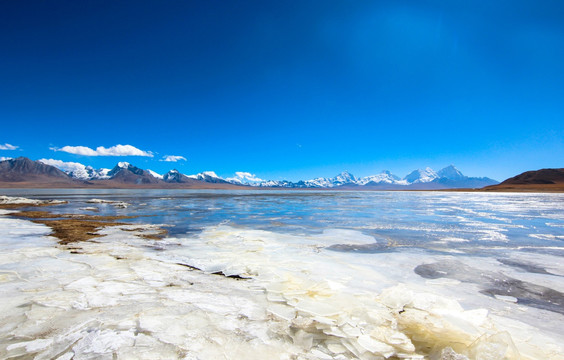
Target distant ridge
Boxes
[483,168,564,192]
[0,157,501,190]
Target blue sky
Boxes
[1,1,562,181]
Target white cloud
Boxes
[53,144,153,157]
[0,157,12,161]
[0,143,18,150]
[39,158,87,173]
[226,171,265,184]
[161,155,187,162]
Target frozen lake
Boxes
[1,190,563,359]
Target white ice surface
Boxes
[158,225,564,359]
[0,216,299,360]
[1,213,563,359]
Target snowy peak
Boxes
[404,167,438,184]
[437,165,465,181]
[163,169,182,183]
[333,171,357,185]
[224,172,264,185]
[302,171,358,188]
[108,162,144,177]
[357,170,404,186]
[202,171,219,178]
[70,166,111,180]
[188,171,227,184]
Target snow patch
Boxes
[147,169,163,179]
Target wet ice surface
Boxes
[1,190,564,359]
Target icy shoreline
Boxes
[0,212,291,359]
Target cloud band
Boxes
[52,144,153,157]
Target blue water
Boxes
[4,189,564,256]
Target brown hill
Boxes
[499,168,564,185]
[483,168,564,192]
[0,157,82,186]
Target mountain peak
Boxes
[357,170,404,186]
[437,165,465,180]
[163,169,191,183]
[108,162,144,177]
[201,171,219,178]
[187,171,227,184]
[404,168,438,184]
[334,171,356,183]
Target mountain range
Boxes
[0,157,499,189]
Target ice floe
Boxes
[86,198,130,208]
[0,195,66,206]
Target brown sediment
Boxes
[3,201,169,245]
[121,227,169,240]
[11,210,149,245]
[32,218,130,245]
[13,210,131,245]
[0,201,68,209]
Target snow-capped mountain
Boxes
[357,170,407,186]
[301,171,358,188]
[225,172,265,185]
[437,165,465,181]
[256,180,295,187]
[163,169,187,183]
[403,167,438,184]
[66,166,110,180]
[107,162,162,184]
[107,162,142,177]
[187,171,228,184]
